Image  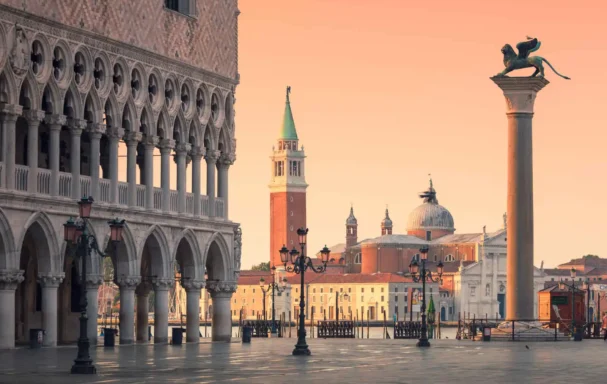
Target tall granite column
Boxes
[125,132,142,207]
[205,150,219,217]
[143,136,158,210]
[0,105,22,190]
[45,115,66,197]
[491,76,549,320]
[107,127,124,204]
[87,123,106,200]
[117,276,140,344]
[0,270,24,349]
[175,143,191,214]
[191,148,204,216]
[69,119,87,199]
[183,280,204,342]
[152,278,173,343]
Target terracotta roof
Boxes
[237,271,272,285]
[239,270,272,276]
[585,267,607,276]
[559,256,607,268]
[306,273,415,284]
[543,268,585,277]
[283,273,324,285]
[540,282,584,293]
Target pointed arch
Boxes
[41,80,63,115]
[203,232,231,282]
[0,207,17,270]
[173,109,187,143]
[138,225,171,279]
[18,74,40,111]
[173,228,203,281]
[202,123,216,151]
[100,222,138,279]
[103,91,121,129]
[63,82,83,119]
[140,103,155,135]
[83,87,103,123]
[217,126,233,155]
[122,97,138,132]
[0,70,18,105]
[188,119,202,148]
[156,105,170,139]
[17,211,60,275]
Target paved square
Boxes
[0,339,605,383]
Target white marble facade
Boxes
[0,5,241,348]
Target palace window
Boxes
[395,296,398,302]
[470,287,476,297]
[320,296,323,302]
[434,255,438,262]
[371,288,374,293]
[445,254,455,262]
[164,0,197,17]
[381,287,384,293]
[313,296,316,302]
[330,288,333,293]
[348,288,352,293]
[361,288,365,293]
[320,288,324,293]
[485,284,490,296]
[381,296,384,302]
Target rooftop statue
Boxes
[496,37,570,80]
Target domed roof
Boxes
[406,179,455,231]
[381,207,393,228]
[346,206,357,226]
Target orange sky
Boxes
[232,0,607,269]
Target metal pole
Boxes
[271,271,277,333]
[71,224,96,374]
[571,281,575,335]
[293,245,310,355]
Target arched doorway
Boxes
[175,232,202,342]
[205,236,233,342]
[441,306,446,321]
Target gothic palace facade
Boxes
[0,0,242,348]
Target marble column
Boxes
[217,154,234,219]
[0,270,24,349]
[205,150,219,217]
[107,127,124,204]
[159,139,174,212]
[191,148,204,216]
[45,115,66,197]
[24,110,45,194]
[125,132,142,207]
[117,276,140,344]
[183,280,204,342]
[143,135,158,210]
[152,278,173,343]
[68,119,86,199]
[207,281,236,342]
[135,282,152,342]
[492,76,549,320]
[87,123,106,200]
[85,275,103,344]
[0,105,22,190]
[175,143,191,214]
[38,274,64,347]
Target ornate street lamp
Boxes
[282,228,332,355]
[409,245,443,347]
[63,197,125,374]
[259,266,288,333]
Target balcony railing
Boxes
[0,162,226,219]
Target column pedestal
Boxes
[207,281,236,342]
[0,270,24,349]
[85,276,103,344]
[491,76,549,321]
[152,278,173,343]
[39,274,64,347]
[117,277,140,344]
[183,280,204,342]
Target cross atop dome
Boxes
[419,175,438,204]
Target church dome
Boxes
[406,180,454,232]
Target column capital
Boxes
[117,275,141,289]
[85,274,104,289]
[142,135,159,149]
[175,142,192,155]
[206,280,237,295]
[87,122,107,138]
[0,104,23,120]
[218,153,235,168]
[23,109,46,124]
[67,118,87,134]
[0,269,24,290]
[125,131,143,145]
[159,138,176,149]
[152,277,174,291]
[190,146,206,160]
[107,126,125,139]
[44,114,67,127]
[182,279,205,292]
[204,150,220,164]
[491,76,549,114]
[38,273,65,288]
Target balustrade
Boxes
[2,164,223,220]
[14,165,28,192]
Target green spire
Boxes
[280,86,298,140]
[427,295,436,314]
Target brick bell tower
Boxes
[269,86,308,267]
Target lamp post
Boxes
[409,245,443,348]
[281,228,332,356]
[63,197,125,374]
[260,266,287,333]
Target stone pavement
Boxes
[0,339,606,384]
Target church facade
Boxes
[0,0,241,348]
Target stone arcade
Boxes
[0,0,241,348]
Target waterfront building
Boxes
[0,0,241,348]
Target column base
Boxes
[292,344,311,356]
[71,362,96,375]
[119,339,134,345]
[416,338,431,347]
[154,337,168,344]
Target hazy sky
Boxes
[232,0,607,269]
